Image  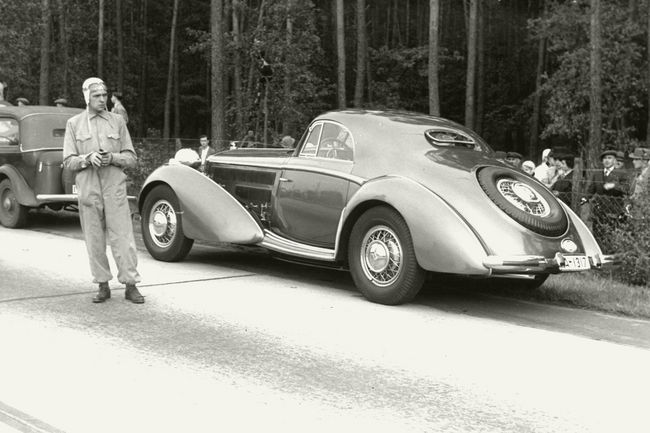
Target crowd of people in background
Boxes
[503,145,650,250]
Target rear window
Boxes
[0,118,19,146]
[424,127,490,152]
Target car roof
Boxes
[0,105,82,119]
[315,109,467,132]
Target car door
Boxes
[271,121,356,248]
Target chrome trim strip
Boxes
[483,252,608,273]
[35,194,77,202]
[260,230,336,261]
[211,158,366,185]
[20,147,63,153]
[35,194,137,202]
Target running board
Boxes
[260,230,336,261]
[36,194,137,203]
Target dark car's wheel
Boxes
[141,185,194,261]
[0,179,28,228]
[348,206,426,305]
[477,166,568,237]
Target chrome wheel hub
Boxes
[148,200,177,248]
[360,225,402,286]
[497,179,550,217]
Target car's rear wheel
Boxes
[348,206,425,305]
[0,179,28,228]
[141,184,194,261]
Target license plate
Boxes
[561,255,590,271]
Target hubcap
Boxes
[360,225,402,287]
[1,190,16,213]
[148,200,177,248]
[496,178,550,217]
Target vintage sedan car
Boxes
[138,109,612,305]
[0,105,82,228]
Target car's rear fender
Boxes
[0,165,38,206]
[338,176,490,275]
[139,164,264,244]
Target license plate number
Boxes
[561,255,590,271]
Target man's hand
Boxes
[87,152,102,167]
[100,151,113,166]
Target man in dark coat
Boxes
[584,149,630,251]
[551,153,575,206]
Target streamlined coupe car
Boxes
[0,106,82,228]
[138,109,612,305]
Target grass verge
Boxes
[473,271,650,319]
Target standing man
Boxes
[551,153,575,206]
[63,77,143,304]
[15,97,29,106]
[584,148,630,251]
[197,134,216,173]
[54,98,68,107]
[110,92,129,124]
[534,148,558,188]
[629,147,650,200]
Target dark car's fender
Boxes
[0,164,38,206]
[338,175,490,275]
[138,163,264,244]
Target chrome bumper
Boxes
[483,252,615,274]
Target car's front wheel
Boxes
[0,179,28,228]
[141,184,194,261]
[348,206,426,305]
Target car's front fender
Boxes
[139,164,264,244]
[340,176,490,275]
[0,165,38,206]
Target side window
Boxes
[0,118,19,146]
[316,122,354,161]
[299,123,322,157]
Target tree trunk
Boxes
[336,0,346,108]
[530,35,547,161]
[55,0,68,100]
[464,0,477,129]
[174,47,180,139]
[163,0,179,140]
[475,0,485,135]
[39,0,51,105]
[589,0,602,167]
[646,0,650,145]
[428,0,440,116]
[233,0,243,135]
[138,0,148,137]
[283,0,294,135]
[116,0,124,92]
[97,0,104,77]
[353,0,366,108]
[211,0,226,148]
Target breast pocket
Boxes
[75,133,92,153]
[104,132,122,153]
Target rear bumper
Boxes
[483,252,615,274]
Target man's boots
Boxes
[125,284,145,304]
[92,282,111,303]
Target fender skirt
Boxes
[0,165,38,207]
[139,164,264,244]
[342,176,490,275]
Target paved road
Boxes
[1,211,649,432]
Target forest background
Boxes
[1,0,649,166]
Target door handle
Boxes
[279,177,293,183]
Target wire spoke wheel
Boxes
[359,225,403,286]
[148,199,178,248]
[141,185,193,261]
[349,206,425,305]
